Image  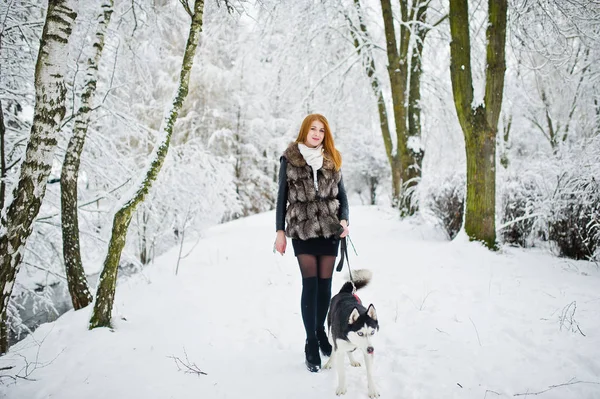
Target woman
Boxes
[274,113,349,372]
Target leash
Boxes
[336,235,358,285]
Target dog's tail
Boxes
[339,269,372,294]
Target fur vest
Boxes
[283,142,341,240]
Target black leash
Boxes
[336,235,358,284]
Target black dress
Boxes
[276,158,349,257]
[292,235,341,257]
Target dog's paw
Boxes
[368,387,380,398]
[350,360,361,367]
[336,386,347,396]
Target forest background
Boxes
[0,0,599,353]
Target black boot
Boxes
[304,338,321,372]
[316,328,332,357]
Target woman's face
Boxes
[305,120,325,148]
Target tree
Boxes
[349,0,444,214]
[510,0,600,154]
[0,101,5,211]
[0,1,44,213]
[448,0,507,249]
[0,0,78,354]
[60,0,113,311]
[89,0,205,329]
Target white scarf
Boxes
[298,143,324,191]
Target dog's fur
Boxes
[324,270,379,397]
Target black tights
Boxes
[298,254,336,341]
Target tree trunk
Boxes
[464,109,497,248]
[380,0,409,209]
[377,0,430,213]
[0,101,6,211]
[403,4,429,215]
[500,115,512,169]
[368,176,377,205]
[349,0,400,205]
[138,207,150,265]
[449,0,507,249]
[0,0,78,354]
[89,0,205,329]
[61,0,113,311]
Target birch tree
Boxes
[89,0,205,329]
[0,101,5,211]
[60,0,113,311]
[0,1,44,214]
[448,0,507,249]
[0,0,78,354]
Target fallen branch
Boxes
[484,389,501,398]
[168,348,207,376]
[469,317,482,346]
[514,378,600,396]
[559,301,585,335]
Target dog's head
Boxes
[347,304,379,354]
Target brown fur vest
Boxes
[283,143,341,240]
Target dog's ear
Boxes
[348,308,360,324]
[367,304,377,321]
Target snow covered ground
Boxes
[1,206,599,399]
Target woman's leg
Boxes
[316,255,336,355]
[297,254,320,370]
[297,254,318,340]
[316,255,335,328]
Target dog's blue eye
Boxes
[357,332,364,336]
[370,331,375,335]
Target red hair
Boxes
[294,114,342,170]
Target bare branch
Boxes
[468,317,482,346]
[168,348,207,376]
[179,0,193,18]
[514,378,600,396]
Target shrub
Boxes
[428,173,465,240]
[548,177,600,260]
[499,174,541,247]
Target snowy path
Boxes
[1,206,599,398]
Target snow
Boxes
[1,206,599,398]
[407,136,422,154]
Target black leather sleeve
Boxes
[338,175,349,224]
[275,157,288,232]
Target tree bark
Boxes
[378,0,430,213]
[449,0,507,249]
[404,3,428,213]
[89,0,205,329]
[380,0,408,209]
[0,101,6,211]
[0,0,78,354]
[61,0,113,311]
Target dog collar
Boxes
[353,293,362,304]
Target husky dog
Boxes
[323,270,379,397]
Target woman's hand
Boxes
[339,220,349,238]
[274,230,287,255]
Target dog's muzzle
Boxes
[367,346,374,354]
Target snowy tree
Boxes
[495,0,600,257]
[448,0,507,249]
[89,0,205,329]
[0,1,44,213]
[60,0,113,311]
[366,0,441,213]
[0,0,78,354]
